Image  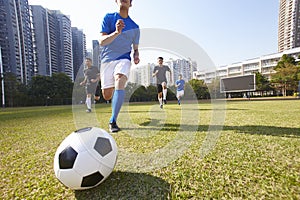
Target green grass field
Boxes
[0,100,299,199]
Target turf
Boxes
[0,100,299,199]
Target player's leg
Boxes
[102,88,114,100]
[109,59,131,132]
[86,82,99,112]
[85,92,92,112]
[109,74,126,126]
[94,84,101,102]
[177,91,181,105]
[162,82,167,104]
[100,61,117,132]
[159,92,163,109]
[177,90,184,105]
[84,84,94,112]
[101,61,115,101]
[157,84,163,109]
[176,91,179,105]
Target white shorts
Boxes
[100,59,131,89]
[177,90,184,98]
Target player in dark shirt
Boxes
[80,58,100,113]
[152,57,172,109]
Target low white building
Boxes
[193,47,300,83]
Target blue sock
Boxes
[109,90,125,123]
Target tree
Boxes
[255,72,272,96]
[207,78,224,99]
[276,54,296,68]
[28,73,73,105]
[125,83,160,102]
[146,85,159,101]
[187,79,210,100]
[4,73,17,107]
[272,54,300,96]
[3,72,29,107]
[125,82,140,102]
[130,85,148,102]
[51,73,73,104]
[28,75,53,105]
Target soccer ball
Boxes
[53,127,118,190]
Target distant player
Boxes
[152,57,172,109]
[80,58,100,113]
[175,74,185,105]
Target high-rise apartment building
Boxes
[92,40,101,69]
[72,27,86,79]
[31,7,74,80]
[0,0,34,84]
[53,10,73,81]
[170,58,197,82]
[45,10,59,75]
[278,0,300,52]
[30,5,51,76]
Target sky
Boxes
[28,0,279,68]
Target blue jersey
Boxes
[100,12,140,63]
[176,79,185,91]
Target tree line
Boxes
[0,54,299,107]
[0,72,211,107]
[0,72,73,107]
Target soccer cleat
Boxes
[163,99,167,104]
[160,104,163,109]
[86,109,92,113]
[109,122,120,133]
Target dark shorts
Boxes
[86,83,98,95]
[156,84,163,93]
[94,85,100,96]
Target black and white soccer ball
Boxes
[53,127,118,190]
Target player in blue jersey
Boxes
[99,0,140,133]
[175,74,185,105]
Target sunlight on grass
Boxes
[0,100,299,199]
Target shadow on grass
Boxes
[75,171,170,199]
[199,125,300,138]
[222,125,300,138]
[139,118,160,127]
[166,107,248,111]
[129,120,300,138]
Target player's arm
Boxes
[133,44,140,65]
[99,19,124,46]
[80,73,87,85]
[152,68,158,77]
[91,73,100,83]
[99,32,119,46]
